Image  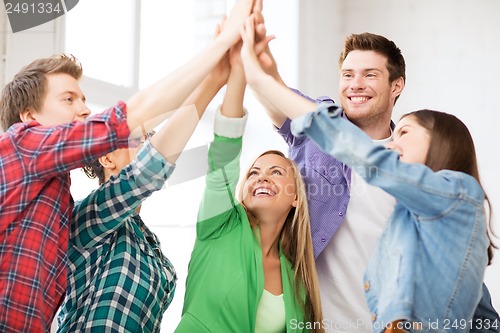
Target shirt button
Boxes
[338,211,344,216]
[371,313,377,321]
[364,281,370,291]
[321,237,327,243]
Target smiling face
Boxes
[241,153,298,217]
[27,73,90,125]
[386,115,431,164]
[339,50,403,133]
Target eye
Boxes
[64,97,73,103]
[271,169,283,176]
[366,73,377,78]
[400,130,408,136]
[342,73,353,78]
[248,170,258,177]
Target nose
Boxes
[350,75,366,90]
[257,173,270,183]
[76,103,91,121]
[385,141,395,150]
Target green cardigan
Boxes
[175,135,307,332]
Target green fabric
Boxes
[175,135,307,333]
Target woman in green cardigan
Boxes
[175,29,324,333]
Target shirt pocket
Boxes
[304,152,348,203]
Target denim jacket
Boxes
[291,104,491,332]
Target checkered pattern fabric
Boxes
[57,141,176,333]
[0,103,130,332]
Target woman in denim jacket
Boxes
[239,17,496,333]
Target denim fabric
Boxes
[291,105,492,332]
[471,284,500,332]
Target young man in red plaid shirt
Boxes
[0,1,254,330]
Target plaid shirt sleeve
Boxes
[9,101,131,180]
[71,140,175,248]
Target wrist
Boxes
[205,73,228,90]
[229,65,245,77]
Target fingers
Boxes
[254,35,274,54]
[258,53,273,68]
[222,0,255,45]
[240,16,255,46]
[255,22,266,40]
[220,15,227,31]
[213,23,221,40]
[253,0,263,14]
[252,3,266,42]
[213,15,227,40]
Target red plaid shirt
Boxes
[0,102,130,332]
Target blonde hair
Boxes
[237,150,324,332]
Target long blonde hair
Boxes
[237,150,324,332]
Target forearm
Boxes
[139,77,236,137]
[149,104,199,165]
[184,74,226,119]
[248,72,317,120]
[126,38,231,136]
[221,68,246,118]
[291,106,463,217]
[252,73,288,127]
[149,72,226,164]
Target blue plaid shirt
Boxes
[57,141,177,333]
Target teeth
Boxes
[254,188,274,196]
[350,96,369,103]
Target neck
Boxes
[363,125,392,140]
[253,210,287,258]
[354,113,393,140]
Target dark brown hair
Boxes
[82,160,105,185]
[402,110,496,264]
[0,54,83,131]
[339,32,406,104]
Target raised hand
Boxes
[251,0,278,76]
[209,20,231,86]
[218,0,255,47]
[240,15,273,85]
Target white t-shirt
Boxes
[317,136,396,333]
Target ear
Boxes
[292,195,298,208]
[391,77,405,99]
[19,108,37,123]
[98,154,116,172]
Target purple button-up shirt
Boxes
[278,117,350,258]
[276,91,350,258]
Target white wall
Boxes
[298,0,500,311]
[1,8,64,135]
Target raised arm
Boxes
[197,48,248,240]
[125,0,254,136]
[247,0,289,128]
[290,105,484,217]
[240,15,317,122]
